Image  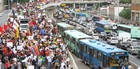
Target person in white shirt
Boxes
[47,54,54,69]
[128,63,134,69]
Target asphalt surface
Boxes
[72,53,91,69]
[65,18,140,68]
[0,10,11,26]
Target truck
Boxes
[19,19,29,33]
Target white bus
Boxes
[20,19,29,32]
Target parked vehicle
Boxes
[117,41,131,50]
[103,33,113,41]
[99,32,107,38]
[137,51,140,58]
[92,34,99,41]
[127,46,140,55]
[107,37,119,45]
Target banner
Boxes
[7,42,13,48]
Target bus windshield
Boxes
[20,25,28,28]
[109,56,128,67]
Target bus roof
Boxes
[57,22,74,28]
[95,21,110,25]
[117,24,133,29]
[79,39,127,54]
[64,30,92,39]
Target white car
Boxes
[92,34,99,41]
[107,37,119,45]
[127,46,140,55]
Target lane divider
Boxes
[68,51,78,69]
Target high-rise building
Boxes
[131,0,140,25]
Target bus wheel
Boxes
[90,65,93,68]
[84,61,87,65]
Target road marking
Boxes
[129,60,139,67]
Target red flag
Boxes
[0,26,4,34]
[4,24,8,31]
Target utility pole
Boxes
[118,0,120,22]
[8,0,11,10]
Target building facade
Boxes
[131,0,140,25]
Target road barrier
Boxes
[68,51,78,69]
[129,60,139,69]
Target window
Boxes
[71,37,76,44]
[94,50,97,58]
[96,23,104,28]
[89,48,92,56]
[97,51,102,61]
[20,25,28,28]
[118,26,131,33]
[84,45,87,52]
[87,47,90,54]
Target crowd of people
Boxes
[0,1,72,69]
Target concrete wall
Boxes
[0,0,4,13]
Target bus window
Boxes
[81,44,84,51]
[89,48,92,55]
[94,50,97,58]
[118,26,131,33]
[71,37,76,45]
[84,45,87,52]
[87,47,89,54]
[103,55,109,67]
[92,49,94,57]
[97,51,102,61]
[66,34,70,40]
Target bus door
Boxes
[102,54,109,67]
[89,47,92,65]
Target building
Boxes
[0,0,4,13]
[131,0,140,25]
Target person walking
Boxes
[121,64,126,69]
[128,63,134,69]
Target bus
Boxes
[64,30,92,55]
[78,39,129,69]
[95,21,112,33]
[19,19,29,33]
[57,22,74,37]
[92,15,108,22]
[116,24,140,39]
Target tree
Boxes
[119,8,131,19]
[119,0,131,4]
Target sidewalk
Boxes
[0,10,11,26]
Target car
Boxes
[99,32,107,38]
[117,41,131,50]
[137,51,140,58]
[127,46,140,55]
[103,33,113,41]
[92,34,99,41]
[107,37,119,45]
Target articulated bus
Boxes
[78,39,129,69]
[64,30,92,55]
[116,24,140,39]
[57,22,74,37]
[95,21,112,33]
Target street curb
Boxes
[129,60,139,69]
[68,52,78,69]
[0,10,11,17]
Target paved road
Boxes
[0,10,11,26]
[72,53,91,69]
[65,18,140,68]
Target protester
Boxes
[0,1,71,69]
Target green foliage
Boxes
[119,8,131,19]
[119,0,131,4]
